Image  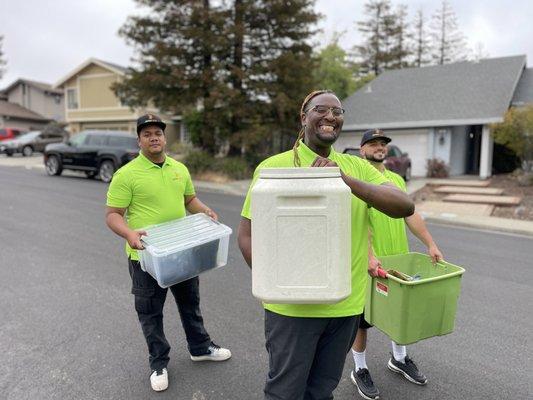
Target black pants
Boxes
[264,310,360,400]
[128,259,212,371]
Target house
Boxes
[0,100,51,131]
[1,78,64,121]
[54,58,179,141]
[336,55,532,179]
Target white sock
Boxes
[352,349,367,371]
[391,342,407,363]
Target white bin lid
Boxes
[259,167,341,179]
[140,214,232,255]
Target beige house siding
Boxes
[67,108,135,120]
[57,59,178,143]
[79,75,120,108]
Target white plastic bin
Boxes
[251,167,352,304]
[138,214,232,288]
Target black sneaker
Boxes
[350,368,380,400]
[387,354,427,385]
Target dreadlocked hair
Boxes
[293,89,335,167]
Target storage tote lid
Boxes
[259,167,341,179]
[140,214,232,256]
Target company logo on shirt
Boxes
[172,172,180,181]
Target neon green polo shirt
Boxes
[241,140,388,318]
[369,169,409,257]
[106,152,195,260]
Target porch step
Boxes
[442,194,522,206]
[416,201,494,216]
[427,179,491,187]
[434,186,504,195]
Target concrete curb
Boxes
[421,214,533,238]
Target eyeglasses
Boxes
[307,105,345,117]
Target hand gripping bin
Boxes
[365,252,465,345]
[251,167,352,304]
[138,214,232,288]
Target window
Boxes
[67,88,78,109]
[86,135,108,146]
[54,95,61,105]
[0,129,6,137]
[107,135,138,149]
[69,133,88,146]
[388,146,401,157]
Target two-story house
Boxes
[54,58,178,141]
[2,79,64,121]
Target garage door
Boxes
[334,129,429,177]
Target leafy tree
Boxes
[429,0,468,65]
[491,106,533,172]
[313,41,359,100]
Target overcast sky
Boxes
[1,0,532,88]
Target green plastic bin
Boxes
[365,252,465,345]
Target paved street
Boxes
[0,164,532,400]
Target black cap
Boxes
[360,129,392,146]
[136,114,166,134]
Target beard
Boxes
[364,154,385,163]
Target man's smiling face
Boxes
[301,93,344,149]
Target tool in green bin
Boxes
[376,267,421,281]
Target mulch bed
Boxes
[411,173,533,221]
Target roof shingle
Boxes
[342,55,527,130]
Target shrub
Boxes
[169,141,192,155]
[183,150,215,174]
[426,158,449,178]
[215,157,251,180]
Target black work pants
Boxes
[128,259,212,371]
[264,310,359,400]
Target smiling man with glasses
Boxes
[238,90,414,400]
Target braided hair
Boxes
[293,89,335,167]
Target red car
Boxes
[0,128,24,142]
[342,144,412,181]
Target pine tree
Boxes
[429,0,468,65]
[113,0,231,154]
[388,4,411,69]
[412,9,431,67]
[355,0,389,75]
[113,0,319,156]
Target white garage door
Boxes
[334,129,429,177]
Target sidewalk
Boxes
[195,176,533,238]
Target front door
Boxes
[466,125,482,175]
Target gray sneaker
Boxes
[387,354,427,385]
[351,368,380,400]
[190,343,232,362]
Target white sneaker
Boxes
[150,368,168,392]
[190,343,232,362]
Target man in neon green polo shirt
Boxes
[105,114,231,393]
[350,130,443,400]
[237,91,414,400]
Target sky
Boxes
[1,0,532,88]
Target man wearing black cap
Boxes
[349,129,443,400]
[105,114,231,392]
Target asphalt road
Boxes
[0,164,532,400]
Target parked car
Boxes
[343,144,412,181]
[0,130,66,157]
[0,127,24,142]
[44,130,139,183]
